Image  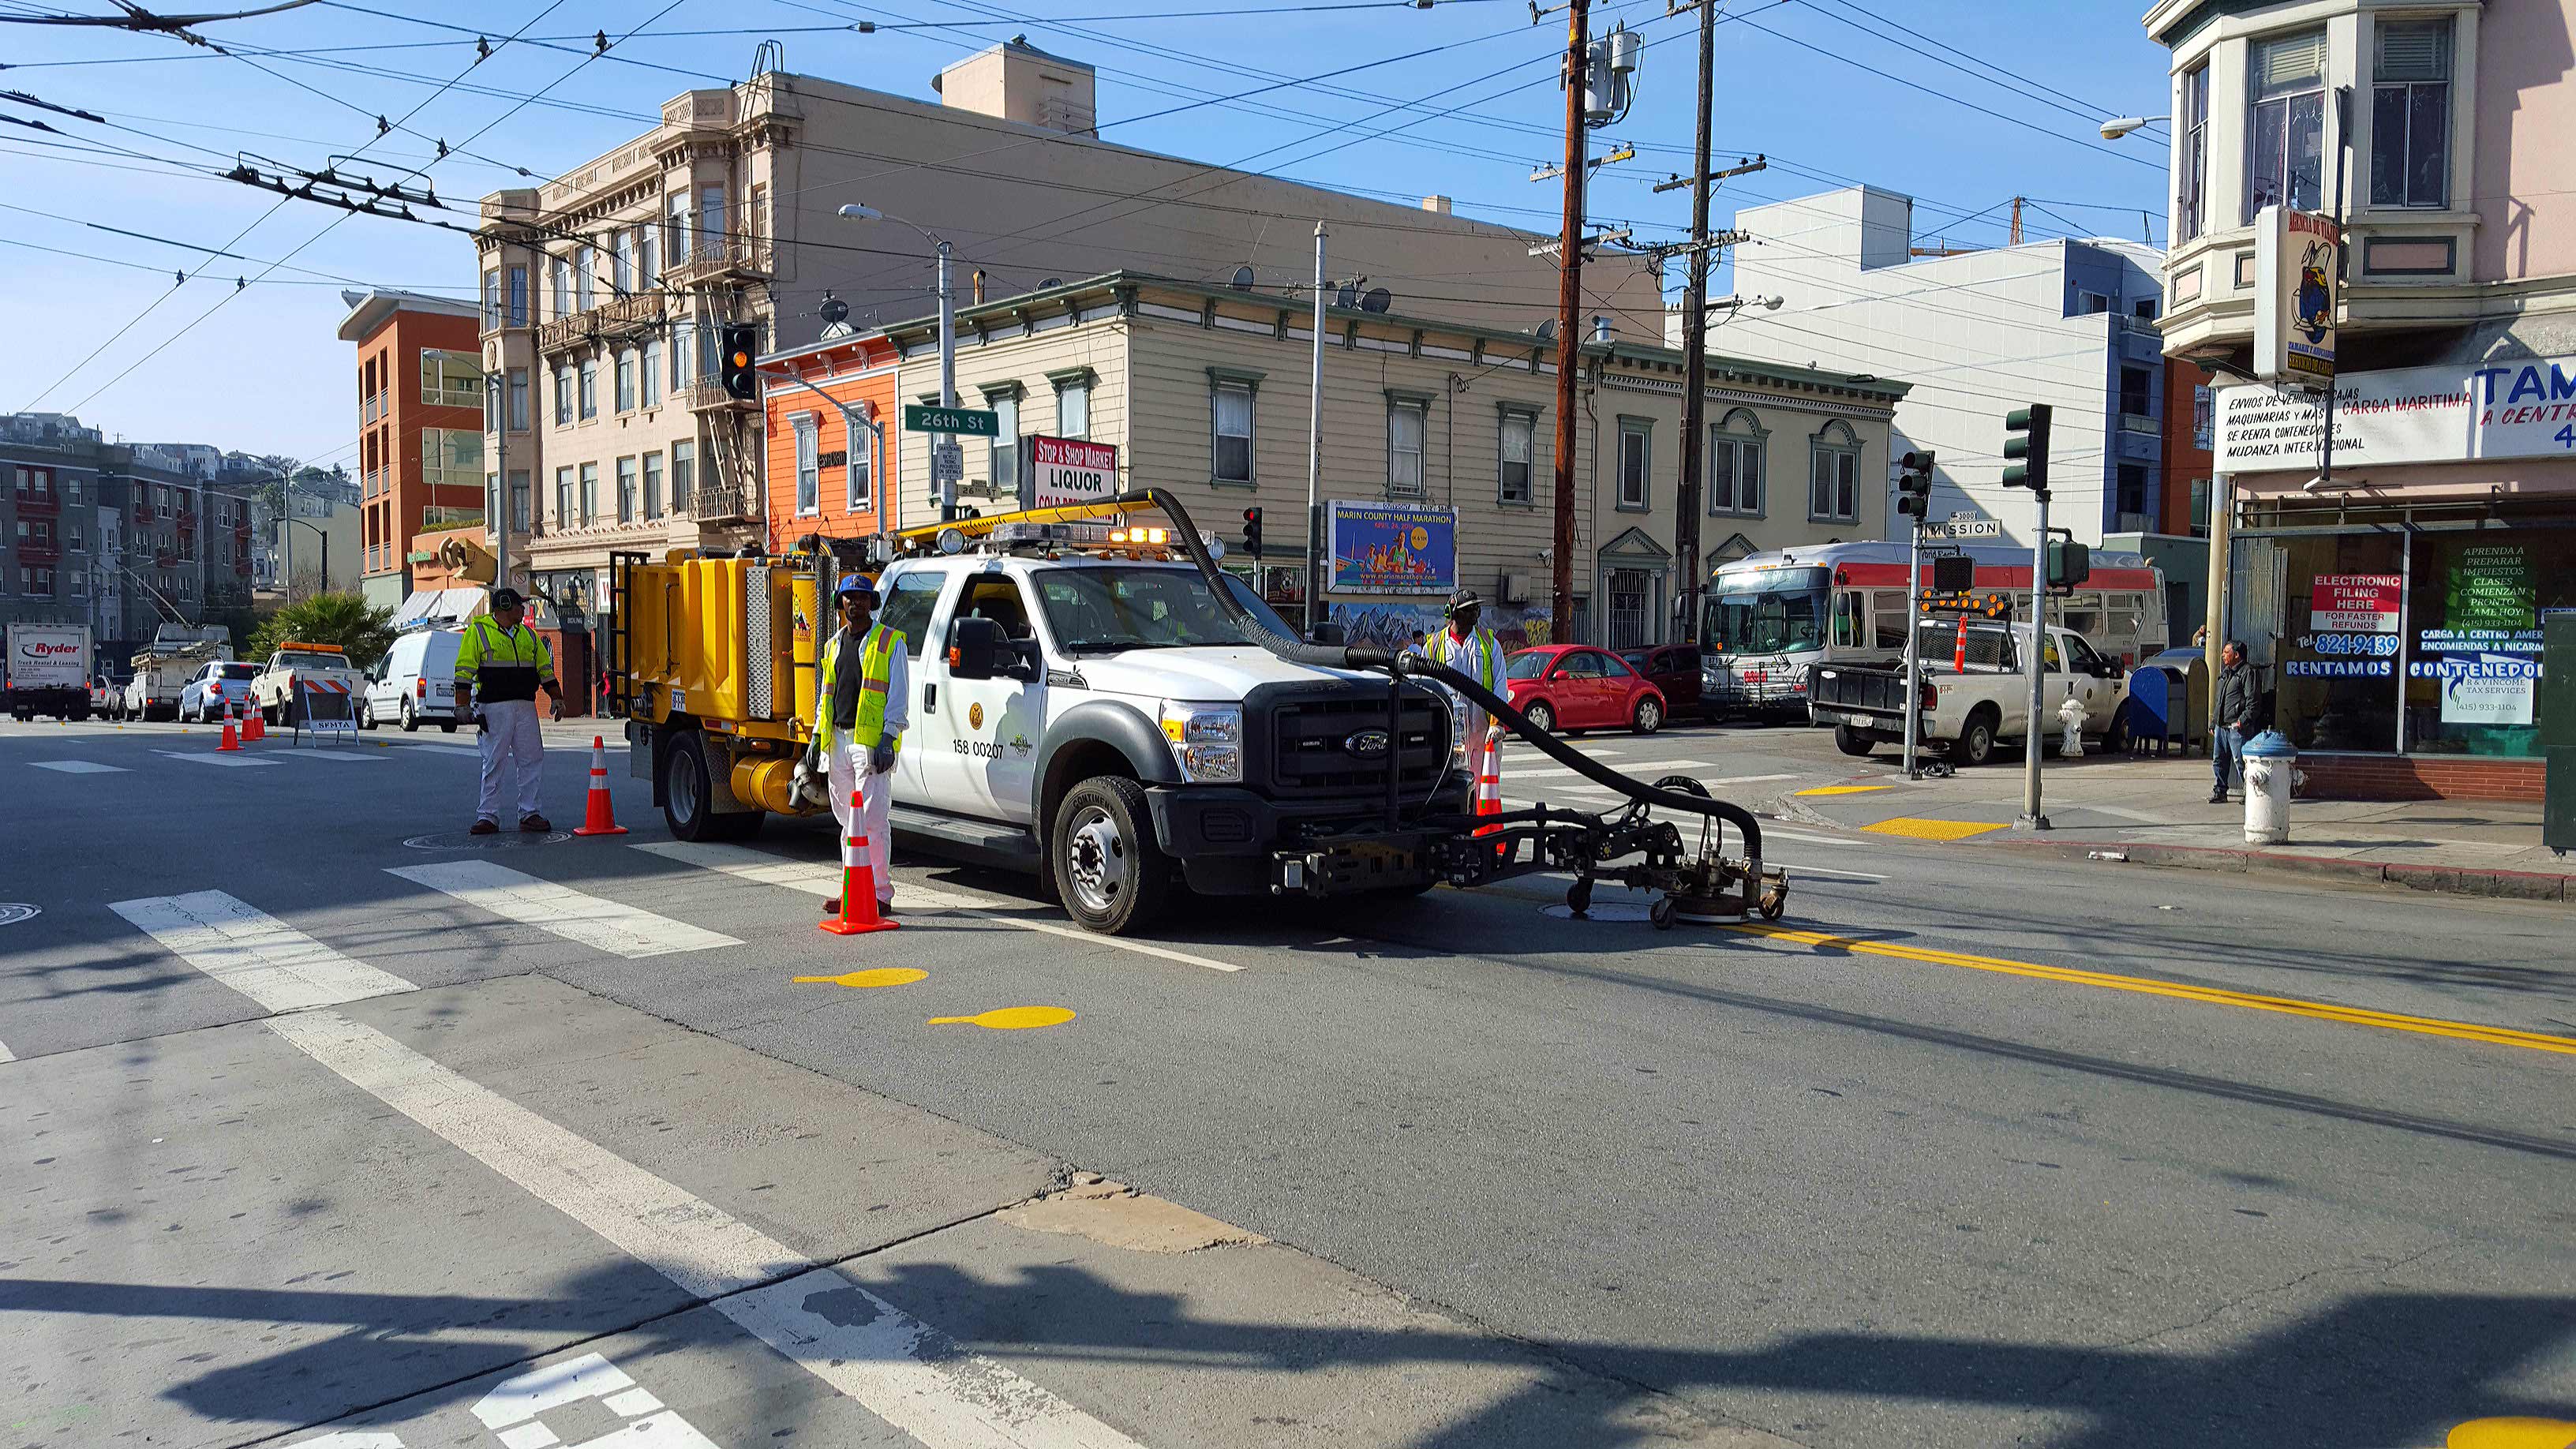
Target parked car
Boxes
[1617,645,1706,721]
[359,630,464,732]
[178,660,261,722]
[1503,644,1668,736]
[1809,618,2129,766]
[90,672,129,717]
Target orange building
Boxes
[338,287,489,609]
[757,334,903,550]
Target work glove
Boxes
[871,740,896,776]
[549,699,564,722]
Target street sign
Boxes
[1945,518,2002,538]
[930,440,964,485]
[1026,435,1119,509]
[904,404,999,436]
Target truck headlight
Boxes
[1159,702,1242,782]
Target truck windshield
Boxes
[275,651,345,672]
[1705,567,1828,656]
[1034,567,1294,653]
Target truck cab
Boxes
[1810,618,2129,766]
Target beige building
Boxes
[475,39,1664,614]
[764,272,1905,650]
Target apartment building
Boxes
[473,37,1664,616]
[2144,0,2576,799]
[761,271,1905,650]
[338,287,485,609]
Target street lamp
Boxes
[838,202,959,522]
[278,515,329,596]
[2099,115,2167,140]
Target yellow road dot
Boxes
[1795,784,1890,796]
[2449,1419,2576,1449]
[930,1005,1076,1030]
[793,968,927,989]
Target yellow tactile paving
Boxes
[1859,816,2009,841]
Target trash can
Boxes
[2241,729,2297,845]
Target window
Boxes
[672,441,695,513]
[551,256,571,316]
[2120,366,2153,418]
[611,227,632,295]
[878,568,947,658]
[1211,376,1255,484]
[507,368,529,431]
[616,456,638,524]
[2179,64,2210,241]
[419,428,483,492]
[670,320,694,390]
[1616,418,1651,511]
[2136,298,2159,320]
[68,524,83,551]
[2193,384,2215,448]
[642,340,663,407]
[845,421,872,511]
[481,269,500,328]
[616,350,636,413]
[1498,408,1535,504]
[2372,20,2451,209]
[988,392,1020,498]
[643,452,664,519]
[2246,29,2327,221]
[636,223,657,289]
[700,185,726,257]
[2117,463,2149,519]
[553,366,572,426]
[1055,375,1090,438]
[578,462,598,526]
[421,350,481,407]
[1807,421,1859,522]
[575,245,595,310]
[506,264,528,326]
[578,358,597,420]
[556,466,573,529]
[1707,408,1765,515]
[666,192,690,264]
[793,414,819,515]
[1387,397,1428,496]
[510,470,530,534]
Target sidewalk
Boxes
[1772,753,2572,903]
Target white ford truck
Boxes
[251,642,365,724]
[1809,617,2129,766]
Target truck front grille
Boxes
[1252,684,1451,799]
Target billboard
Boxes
[1020,435,1120,509]
[2253,205,2339,385]
[1327,501,1455,595]
[2212,354,2576,472]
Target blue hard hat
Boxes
[836,574,878,598]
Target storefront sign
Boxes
[1327,501,1456,595]
[1023,435,1119,509]
[2286,658,2391,677]
[2447,543,2535,631]
[2214,354,2576,471]
[2412,654,2540,725]
[2303,632,2399,657]
[2312,573,2400,632]
[2254,206,2340,384]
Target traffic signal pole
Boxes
[1307,223,1326,638]
[1903,521,1923,779]
[937,238,957,525]
[2019,490,2050,829]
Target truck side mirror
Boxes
[947,616,1004,680]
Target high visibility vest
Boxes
[814,623,903,756]
[1429,626,1504,698]
[455,617,554,702]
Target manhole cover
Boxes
[0,903,38,927]
[1539,903,1655,923]
[402,830,575,851]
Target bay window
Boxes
[2246,29,2327,221]
[2371,21,2451,209]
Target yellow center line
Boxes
[1720,921,2576,1058]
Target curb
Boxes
[1979,837,2570,904]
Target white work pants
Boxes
[826,739,893,904]
[476,698,545,822]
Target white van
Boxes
[361,629,464,732]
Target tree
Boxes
[245,591,397,669]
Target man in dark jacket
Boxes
[2211,641,2260,803]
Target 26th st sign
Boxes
[902,403,999,436]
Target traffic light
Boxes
[2001,403,2052,494]
[1930,554,1975,592]
[719,324,759,401]
[1241,505,1263,557]
[1895,449,1935,521]
[2046,538,2091,589]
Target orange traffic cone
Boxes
[1473,736,1506,863]
[820,778,897,935]
[573,735,627,836]
[216,698,242,752]
[242,695,264,742]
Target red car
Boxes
[1504,645,1668,736]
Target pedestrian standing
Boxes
[810,575,908,916]
[455,587,563,834]
[1427,588,1507,770]
[2210,639,2260,803]
[1408,628,1428,657]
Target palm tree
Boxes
[246,592,397,669]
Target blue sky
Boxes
[0,0,2173,465]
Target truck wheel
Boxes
[661,729,722,842]
[1956,709,1998,768]
[1833,724,1877,758]
[1051,776,1172,935]
[1631,696,1664,736]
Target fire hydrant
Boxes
[2057,695,2087,758]
[2241,729,2297,844]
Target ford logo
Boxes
[1344,729,1391,758]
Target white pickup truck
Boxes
[251,642,365,724]
[1810,617,2129,766]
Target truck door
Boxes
[872,565,951,808]
[927,567,1046,823]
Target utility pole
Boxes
[1307,223,1327,638]
[489,376,508,595]
[1547,0,1589,638]
[1672,0,1715,647]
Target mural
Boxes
[1329,601,1557,651]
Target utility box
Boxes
[2545,615,2576,856]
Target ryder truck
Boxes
[6,623,94,721]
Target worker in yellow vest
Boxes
[810,574,909,915]
[1427,586,1507,758]
[455,586,562,835]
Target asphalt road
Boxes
[3,713,2570,1449]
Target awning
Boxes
[389,587,481,631]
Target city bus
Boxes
[1701,541,2169,717]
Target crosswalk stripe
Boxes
[28,760,127,773]
[261,748,387,763]
[110,889,417,1013]
[0,1038,15,1064]
[270,1009,1148,1449]
[406,744,484,758]
[631,841,1243,974]
[150,750,276,769]
[387,861,739,958]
